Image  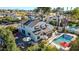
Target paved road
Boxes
[0,20,26,28]
[0,23,21,28]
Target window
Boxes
[37,36,40,39]
[13,29,18,34]
[43,32,46,35]
[28,33,31,36]
[22,30,25,34]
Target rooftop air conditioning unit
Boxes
[34,26,41,31]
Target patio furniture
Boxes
[23,37,31,42]
[60,42,70,48]
[34,26,41,31]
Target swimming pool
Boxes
[50,33,77,50]
[53,34,73,44]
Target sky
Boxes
[0,0,77,10]
[0,7,75,11]
[0,7,36,10]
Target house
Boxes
[0,12,22,20]
[18,19,54,42]
[16,16,22,20]
[66,26,79,35]
[13,29,33,48]
[0,13,4,18]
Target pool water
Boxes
[53,34,73,44]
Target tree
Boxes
[34,7,51,14]
[70,37,79,51]
[49,20,57,26]
[71,7,79,20]
[27,40,58,51]
[6,26,16,31]
[5,16,13,22]
[0,28,19,51]
[45,45,58,51]
[39,40,58,51]
[53,7,64,15]
[27,44,40,51]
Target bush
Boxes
[70,37,79,51]
[6,26,16,31]
[0,17,20,24]
[27,40,58,51]
[45,45,58,51]
[49,20,57,26]
[68,21,79,27]
[27,44,40,51]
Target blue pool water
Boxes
[53,34,73,44]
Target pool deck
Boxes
[48,33,64,44]
[47,33,77,51]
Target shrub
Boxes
[27,40,58,51]
[0,28,20,51]
[6,26,16,31]
[49,20,57,26]
[70,37,79,51]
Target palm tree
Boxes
[55,7,64,30]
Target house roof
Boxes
[28,19,40,27]
[24,20,34,25]
[32,21,53,36]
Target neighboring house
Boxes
[0,13,6,17]
[66,26,79,35]
[18,19,54,42]
[16,16,22,20]
[0,14,4,18]
[0,12,21,20]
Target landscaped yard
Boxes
[0,7,79,51]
